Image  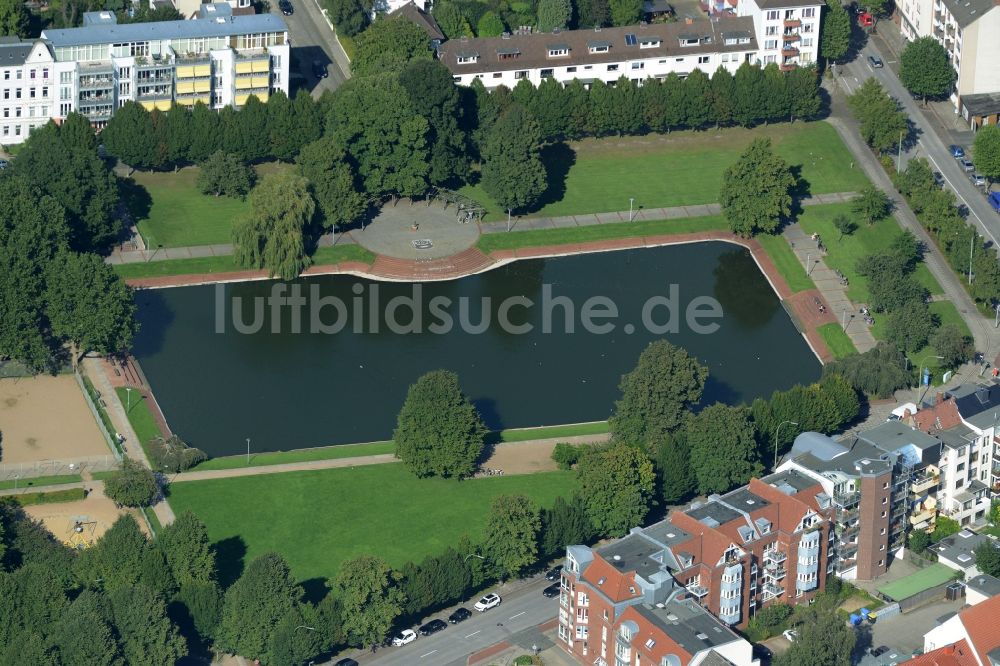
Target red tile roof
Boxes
[669,511,734,568]
[748,479,818,534]
[580,556,642,603]
[905,640,978,666]
[912,399,962,433]
[957,594,1000,665]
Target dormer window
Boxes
[497,47,520,61]
[456,51,479,65]
[639,37,660,48]
[588,40,611,53]
[679,35,699,47]
[547,44,569,57]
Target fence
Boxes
[905,551,937,569]
[897,581,953,612]
[0,455,121,480]
[74,369,124,460]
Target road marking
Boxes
[920,142,998,247]
[465,631,481,638]
[509,612,526,619]
[420,650,438,658]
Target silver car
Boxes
[972,174,987,186]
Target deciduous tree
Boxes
[973,125,1000,186]
[900,36,956,104]
[481,494,542,579]
[537,0,571,31]
[480,104,547,213]
[688,404,762,494]
[333,555,405,648]
[232,172,315,281]
[609,340,708,450]
[476,11,505,36]
[930,324,973,368]
[296,136,365,231]
[720,137,796,236]
[540,496,594,558]
[576,443,656,537]
[774,605,855,666]
[852,185,892,225]
[217,553,302,660]
[108,585,186,666]
[102,102,156,168]
[393,369,487,479]
[400,59,470,185]
[103,459,159,508]
[196,151,255,199]
[834,214,857,239]
[352,16,431,76]
[655,432,696,505]
[0,0,29,37]
[157,512,216,587]
[820,0,851,63]
[884,300,936,352]
[823,343,910,398]
[609,0,641,26]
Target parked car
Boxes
[545,566,563,581]
[542,584,561,598]
[868,55,883,68]
[419,619,447,636]
[972,173,987,186]
[278,0,293,14]
[871,646,891,657]
[333,659,359,666]
[474,593,502,611]
[448,607,472,623]
[961,159,976,172]
[950,145,966,159]
[988,191,1000,213]
[391,629,417,646]
[782,629,798,642]
[933,171,944,185]
[312,60,328,79]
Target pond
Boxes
[133,243,821,457]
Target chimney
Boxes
[936,392,945,404]
[685,17,694,24]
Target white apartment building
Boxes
[438,0,821,88]
[0,8,289,145]
[735,0,820,67]
[897,0,1000,126]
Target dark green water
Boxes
[133,243,821,457]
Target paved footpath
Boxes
[784,223,878,353]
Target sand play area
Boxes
[23,487,149,547]
[0,375,112,465]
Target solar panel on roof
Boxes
[625,33,637,45]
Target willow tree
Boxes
[232,172,315,281]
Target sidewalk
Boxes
[82,356,177,527]
[106,193,859,265]
[784,223,877,352]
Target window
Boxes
[60,71,72,84]
[607,64,618,71]
[880,528,886,535]
[548,47,569,57]
[492,72,502,78]
[567,66,577,72]
[803,7,815,17]
[765,40,778,49]
[540,68,554,78]
[881,511,887,518]
[630,62,643,69]
[883,482,889,489]
[588,44,609,54]
[879,545,886,551]
[42,68,49,79]
[2,71,7,80]
[764,55,776,64]
[767,10,779,20]
[680,38,698,46]
[698,55,709,64]
[41,87,48,98]
[766,26,778,35]
[514,70,528,79]
[639,39,660,49]
[802,23,814,33]
[456,55,478,64]
[802,37,813,47]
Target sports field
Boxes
[461,122,869,219]
[876,563,956,601]
[168,465,578,583]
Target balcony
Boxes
[783,18,801,27]
[783,32,800,42]
[686,583,709,598]
[763,567,787,580]
[764,550,787,566]
[781,46,800,57]
[761,583,784,600]
[78,77,114,90]
[911,475,939,494]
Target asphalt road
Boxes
[342,576,559,666]
[269,0,351,97]
[836,29,1000,249]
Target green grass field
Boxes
[112,245,376,281]
[461,122,868,219]
[877,563,956,601]
[497,421,609,442]
[116,387,162,446]
[756,233,815,293]
[0,474,82,491]
[868,300,974,381]
[168,465,578,582]
[817,323,858,358]
[129,162,291,248]
[796,203,944,301]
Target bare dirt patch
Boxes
[483,441,559,475]
[23,486,149,548]
[0,375,112,465]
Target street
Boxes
[339,576,559,666]
[268,0,351,97]
[836,24,1000,248]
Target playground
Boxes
[0,375,112,467]
[22,487,149,549]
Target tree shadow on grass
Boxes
[212,535,247,589]
[299,577,331,604]
[529,142,577,213]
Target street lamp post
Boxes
[246,438,250,466]
[125,386,132,413]
[773,421,799,470]
[897,130,905,174]
[629,198,635,222]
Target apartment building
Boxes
[896,0,1000,125]
[438,0,821,88]
[558,468,830,664]
[0,8,289,144]
[929,529,999,577]
[777,423,944,580]
[917,593,1000,664]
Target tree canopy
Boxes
[576,443,656,537]
[688,404,762,493]
[720,137,796,236]
[217,553,302,660]
[232,172,315,281]
[900,36,956,104]
[973,125,1000,185]
[820,0,851,63]
[480,104,548,213]
[103,459,159,508]
[295,136,366,231]
[333,555,405,648]
[352,16,431,76]
[197,151,255,199]
[481,494,542,579]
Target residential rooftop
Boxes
[41,13,288,48]
[966,573,1000,599]
[931,530,996,566]
[938,0,998,27]
[0,37,34,68]
[597,532,669,581]
[632,597,742,653]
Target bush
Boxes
[148,435,207,473]
[551,442,592,470]
[104,458,160,507]
[909,530,931,554]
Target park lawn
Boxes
[168,465,578,583]
[460,122,868,219]
[756,233,815,293]
[113,245,375,281]
[869,300,974,381]
[0,474,82,491]
[190,440,396,472]
[498,421,609,442]
[817,323,858,359]
[129,162,292,248]
[115,388,162,461]
[795,204,944,303]
[477,214,728,253]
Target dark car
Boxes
[279,0,293,14]
[333,659,359,666]
[871,646,891,657]
[545,566,563,581]
[950,145,966,158]
[312,60,328,79]
[448,607,472,624]
[753,644,772,660]
[867,55,883,68]
[542,584,561,598]
[419,619,447,636]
